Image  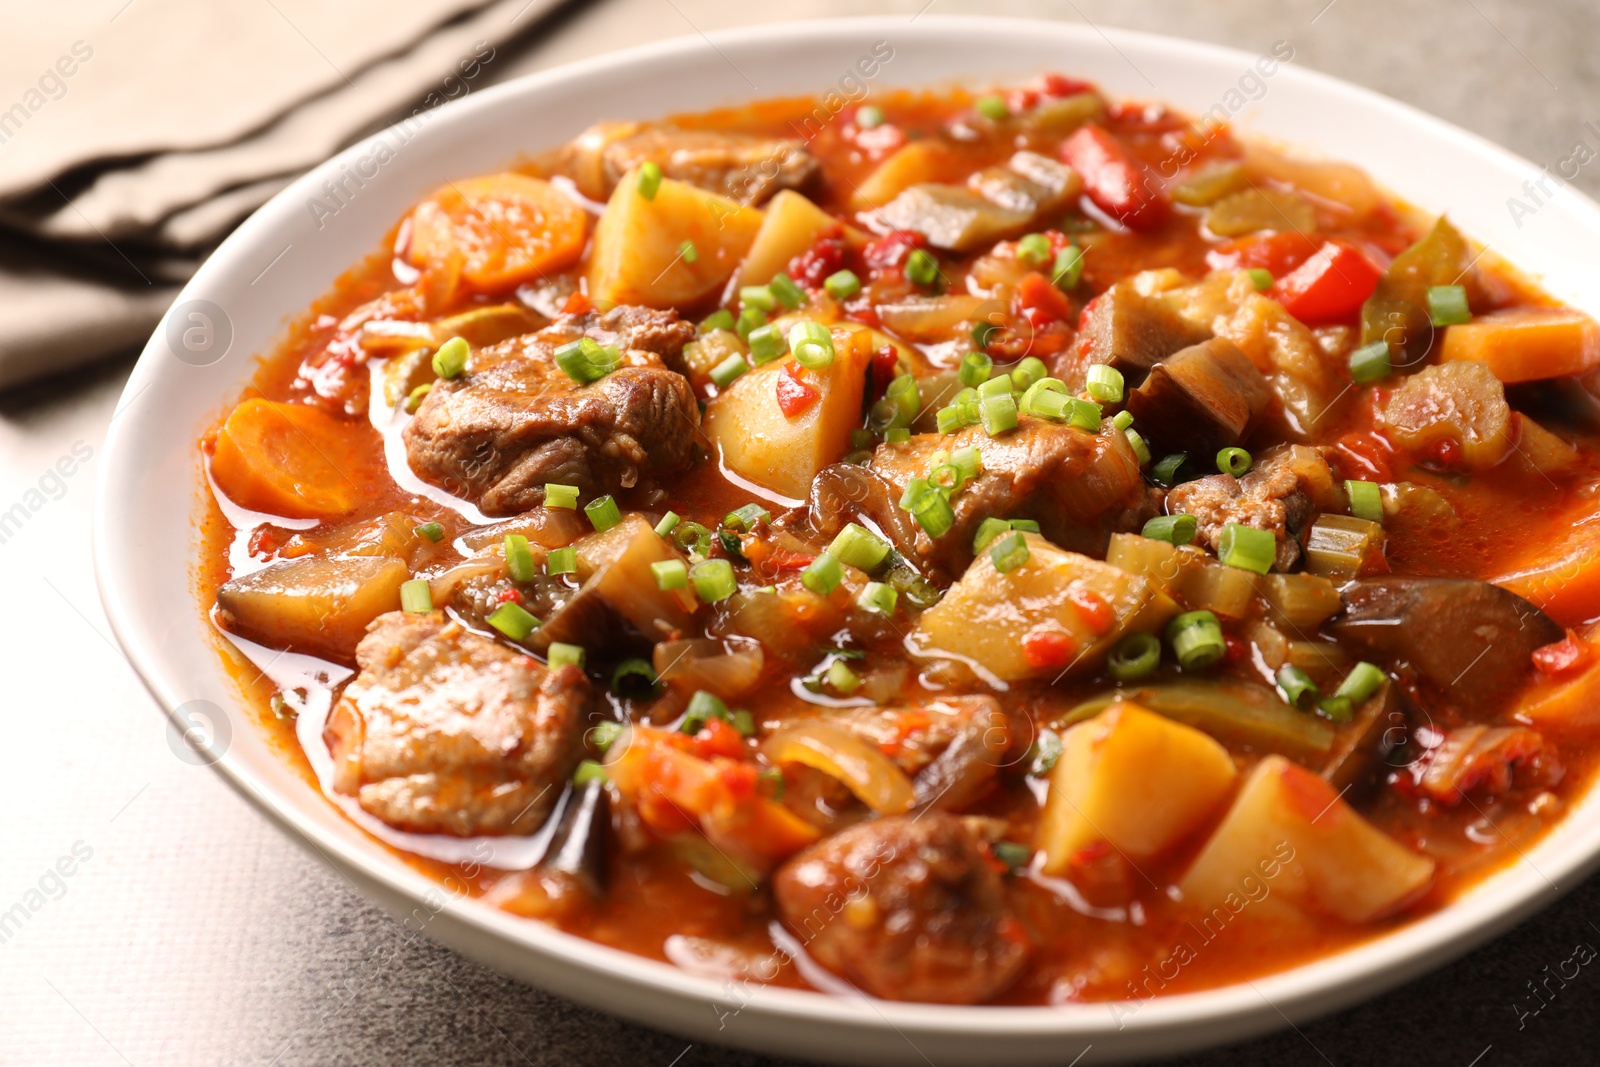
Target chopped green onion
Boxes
[972,320,1000,349]
[682,690,730,734]
[1028,731,1064,775]
[899,475,932,511]
[980,391,1019,436]
[741,285,777,312]
[637,161,662,200]
[717,530,749,565]
[1276,665,1319,710]
[735,306,766,341]
[699,308,735,333]
[991,840,1032,871]
[679,240,699,265]
[1125,429,1151,465]
[1019,377,1066,417]
[1052,244,1084,290]
[573,759,608,786]
[1111,409,1134,432]
[936,405,966,434]
[1349,341,1392,384]
[432,336,469,379]
[1150,453,1190,487]
[731,709,755,736]
[1011,356,1048,391]
[1246,268,1274,291]
[1218,522,1275,575]
[724,503,770,531]
[504,534,537,582]
[545,483,579,510]
[547,642,586,670]
[769,272,806,310]
[654,511,680,538]
[905,248,939,287]
[989,530,1031,573]
[972,516,1013,553]
[801,552,844,596]
[547,546,577,576]
[885,427,910,444]
[850,428,874,451]
[414,521,445,542]
[1346,479,1383,523]
[690,559,737,602]
[827,659,861,694]
[824,269,861,300]
[829,523,891,571]
[652,558,688,591]
[1016,233,1052,266]
[884,373,920,426]
[1142,513,1197,545]
[673,520,713,556]
[487,601,539,641]
[710,353,750,388]
[1086,363,1124,403]
[584,494,621,532]
[590,719,626,750]
[746,323,787,364]
[404,382,432,412]
[554,337,618,384]
[1166,610,1224,671]
[1009,518,1040,533]
[911,489,955,537]
[1334,660,1386,705]
[950,445,982,482]
[1217,446,1252,477]
[1108,631,1161,682]
[1427,284,1471,326]
[858,581,898,615]
[789,321,836,369]
[959,350,993,387]
[1319,695,1354,722]
[400,578,433,614]
[856,105,885,129]
[976,94,1009,121]
[1065,397,1102,433]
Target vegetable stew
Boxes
[198,76,1600,1006]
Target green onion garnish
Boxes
[504,534,537,582]
[1319,695,1354,722]
[1217,446,1252,477]
[1150,453,1189,487]
[857,581,898,615]
[547,546,577,576]
[856,105,885,129]
[1125,429,1151,465]
[404,382,432,412]
[824,269,861,300]
[674,520,713,557]
[1349,341,1392,384]
[829,523,891,571]
[1052,244,1084,290]
[1142,513,1197,545]
[1334,660,1386,705]
[883,373,920,428]
[554,337,618,384]
[1427,284,1471,326]
[487,601,539,641]
[590,720,626,750]
[547,642,586,670]
[735,306,766,342]
[1016,233,1051,266]
[1246,268,1274,291]
[972,320,999,349]
[1167,609,1224,671]
[400,578,433,614]
[747,323,787,364]
[827,659,861,694]
[584,494,622,532]
[1346,479,1383,523]
[980,391,1019,437]
[724,503,770,531]
[654,511,680,538]
[1019,377,1066,417]
[1218,522,1275,575]
[414,521,445,542]
[905,248,939,288]
[740,284,777,312]
[611,659,659,697]
[679,240,699,264]
[431,336,469,379]
[989,530,1031,573]
[899,476,932,511]
[544,483,579,510]
[652,558,688,591]
[731,709,756,736]
[950,445,982,481]
[637,161,662,200]
[959,350,993,387]
[1086,363,1124,403]
[1111,409,1134,432]
[976,94,1009,121]
[1010,356,1048,391]
[912,490,955,537]
[690,559,737,602]
[1065,397,1102,433]
[681,690,729,734]
[991,840,1033,871]
[1108,631,1161,682]
[573,759,608,786]
[769,272,806,310]
[936,405,966,434]
[789,321,836,369]
[699,308,735,333]
[1276,665,1319,709]
[801,552,844,596]
[710,353,750,388]
[972,517,1013,553]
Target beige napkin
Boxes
[0,0,575,390]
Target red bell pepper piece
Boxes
[1059,124,1169,231]
[775,362,819,418]
[1269,241,1383,326]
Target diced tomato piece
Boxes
[1331,429,1398,482]
[1269,241,1383,326]
[494,588,523,605]
[1224,634,1249,665]
[1060,125,1169,231]
[1016,272,1074,325]
[1040,73,1096,99]
[560,290,591,316]
[787,225,846,290]
[694,718,748,761]
[1205,231,1324,276]
[1534,632,1594,680]
[863,229,925,270]
[775,362,820,418]
[1022,627,1077,671]
[870,344,902,396]
[1068,587,1115,636]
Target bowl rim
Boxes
[93,11,1600,1050]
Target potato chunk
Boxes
[587,170,763,309]
[216,554,407,663]
[1180,755,1435,924]
[914,534,1178,681]
[1039,703,1237,873]
[736,190,837,288]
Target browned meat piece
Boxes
[1165,443,1340,571]
[324,611,594,836]
[772,812,1029,1003]
[601,127,818,205]
[863,419,1151,581]
[1076,281,1212,386]
[404,306,698,515]
[1125,337,1272,455]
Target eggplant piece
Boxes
[486,778,611,919]
[1326,577,1561,716]
[1320,681,1403,795]
[216,554,406,663]
[1125,337,1271,454]
[1077,282,1212,386]
[911,700,1010,813]
[875,185,1033,253]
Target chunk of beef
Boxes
[862,419,1151,581]
[1126,337,1272,455]
[324,611,594,836]
[601,127,818,205]
[1076,281,1213,386]
[404,306,698,515]
[773,812,1029,1003]
[1165,444,1340,571]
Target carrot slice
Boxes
[1516,626,1600,730]
[1439,306,1600,382]
[210,398,376,518]
[1492,509,1600,627]
[406,173,588,293]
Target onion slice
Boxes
[761,720,916,815]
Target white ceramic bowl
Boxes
[95,16,1600,1064]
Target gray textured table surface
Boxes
[6,1,1600,1064]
